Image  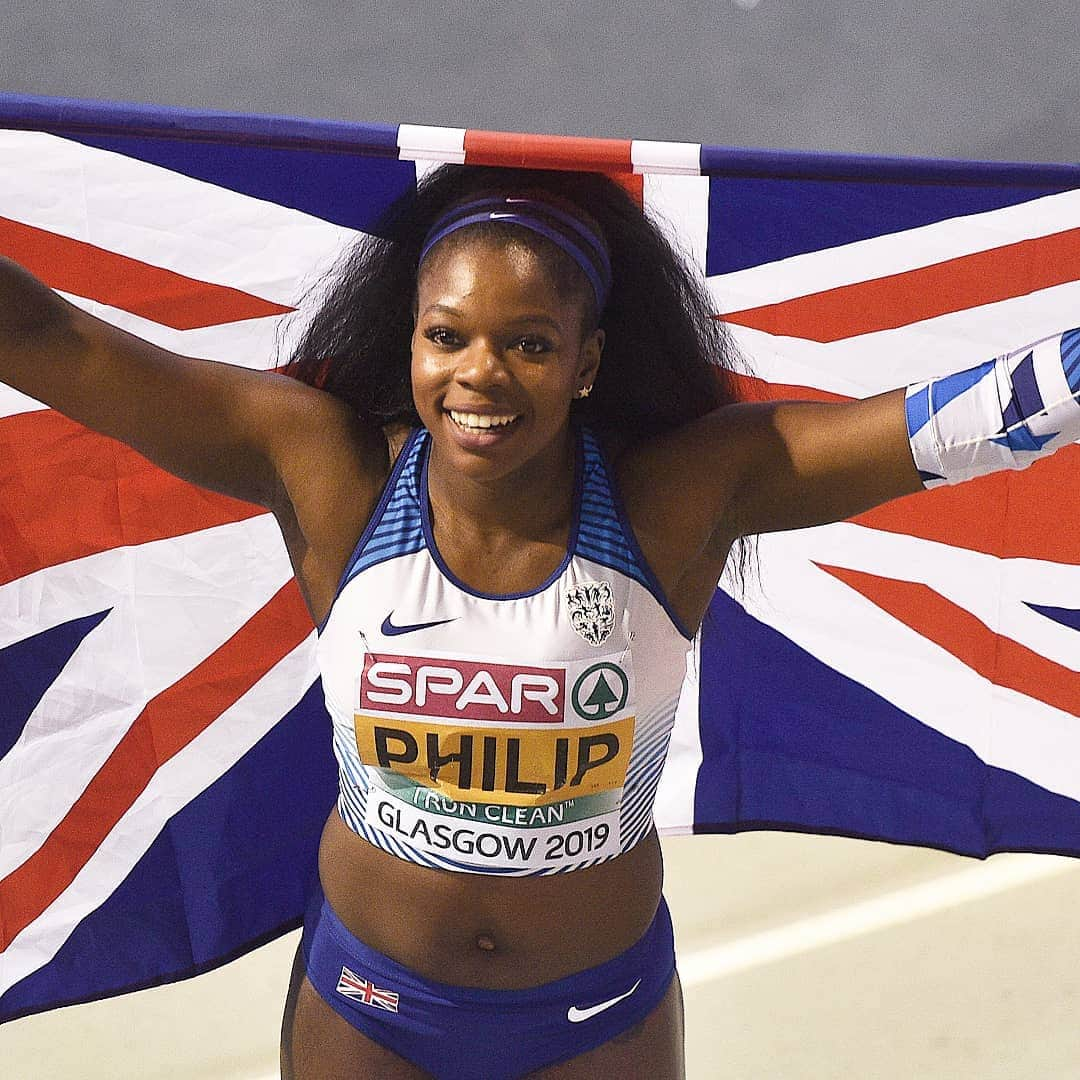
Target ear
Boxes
[577,328,604,389]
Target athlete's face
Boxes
[411,234,603,481]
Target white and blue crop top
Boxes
[316,426,693,876]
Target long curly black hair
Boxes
[284,164,742,442]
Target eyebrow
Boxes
[420,304,563,332]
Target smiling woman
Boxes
[262,167,755,1079]
[271,169,743,1079]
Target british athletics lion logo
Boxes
[566,581,615,646]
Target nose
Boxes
[454,338,508,390]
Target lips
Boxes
[446,409,521,431]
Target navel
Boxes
[474,932,498,953]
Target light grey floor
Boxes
[3,833,1078,1079]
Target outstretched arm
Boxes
[619,383,920,577]
[709,386,922,538]
[0,256,377,512]
[0,257,390,621]
[621,329,1079,602]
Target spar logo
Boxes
[360,654,565,723]
[571,663,629,720]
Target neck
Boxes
[425,426,577,542]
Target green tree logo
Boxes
[572,663,629,720]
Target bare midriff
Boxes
[318,809,664,989]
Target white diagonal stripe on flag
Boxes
[708,189,1080,309]
[0,635,317,996]
[740,524,1080,802]
[0,515,294,879]
[0,131,356,303]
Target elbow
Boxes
[0,256,72,342]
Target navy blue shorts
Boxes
[301,885,676,1080]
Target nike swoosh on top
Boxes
[380,613,458,637]
[566,978,642,1023]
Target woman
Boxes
[1,164,1076,1079]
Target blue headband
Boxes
[418,196,612,312]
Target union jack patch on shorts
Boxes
[336,965,400,1012]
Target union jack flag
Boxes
[0,92,1078,1023]
[336,966,401,1012]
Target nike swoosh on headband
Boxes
[380,612,458,637]
[566,978,642,1023]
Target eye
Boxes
[514,335,553,356]
[424,326,460,348]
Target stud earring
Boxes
[576,385,593,399]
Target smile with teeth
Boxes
[447,409,520,431]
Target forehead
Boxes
[416,232,573,312]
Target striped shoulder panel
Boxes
[575,428,652,592]
[342,429,428,585]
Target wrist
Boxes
[906,329,1080,487]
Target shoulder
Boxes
[261,376,392,490]
[603,407,767,609]
[607,405,761,523]
[611,401,782,488]
[265,382,400,612]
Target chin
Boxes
[429,410,571,478]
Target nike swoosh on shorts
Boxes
[380,612,458,636]
[566,978,642,1023]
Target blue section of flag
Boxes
[69,134,416,236]
[694,591,1080,856]
[0,610,110,762]
[1025,602,1080,633]
[1060,329,1080,394]
[705,177,1066,277]
[0,680,336,1023]
[0,93,402,157]
[697,142,1080,188]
